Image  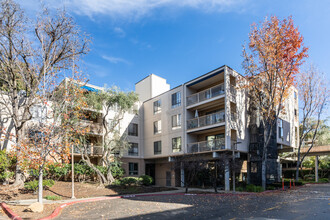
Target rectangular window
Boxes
[171,92,181,108]
[294,109,297,117]
[128,163,138,175]
[128,123,138,136]
[154,141,162,155]
[128,143,138,156]
[278,119,283,138]
[172,137,182,153]
[294,91,297,99]
[172,114,181,128]
[153,120,161,134]
[153,100,161,114]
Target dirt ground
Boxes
[7,203,59,220]
[0,181,176,219]
[0,181,177,201]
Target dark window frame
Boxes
[172,137,182,152]
[153,100,161,114]
[128,162,138,175]
[171,92,181,108]
[172,114,181,128]
[154,141,162,155]
[128,142,139,156]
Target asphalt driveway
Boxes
[56,183,330,220]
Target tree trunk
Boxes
[106,169,115,185]
[261,159,266,190]
[38,168,43,204]
[295,160,301,182]
[12,164,25,188]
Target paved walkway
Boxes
[55,184,330,220]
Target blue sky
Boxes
[21,0,330,93]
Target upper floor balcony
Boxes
[73,145,103,156]
[79,120,103,135]
[187,138,226,153]
[187,110,225,131]
[186,84,225,107]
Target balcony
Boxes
[187,84,225,106]
[229,86,236,103]
[74,145,103,156]
[187,110,225,130]
[187,138,225,153]
[79,120,103,135]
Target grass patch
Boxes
[44,195,62,200]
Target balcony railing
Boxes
[187,84,225,106]
[79,120,103,134]
[187,138,225,153]
[229,86,236,102]
[74,145,103,155]
[187,110,225,130]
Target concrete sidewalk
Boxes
[5,187,230,206]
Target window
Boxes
[171,92,181,108]
[128,143,138,156]
[278,119,283,138]
[172,114,181,128]
[153,100,161,114]
[154,141,162,155]
[294,109,297,117]
[128,123,138,136]
[172,137,182,152]
[154,120,161,134]
[128,163,138,175]
[294,91,297,100]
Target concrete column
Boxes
[315,156,319,183]
[180,162,185,187]
[247,156,251,184]
[225,159,230,191]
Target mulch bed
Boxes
[0,181,177,219]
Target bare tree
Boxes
[0,0,89,187]
[295,65,329,181]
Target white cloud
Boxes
[21,0,248,20]
[114,27,126,38]
[102,55,130,65]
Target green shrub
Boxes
[112,179,122,186]
[246,184,264,192]
[319,178,329,183]
[45,195,62,200]
[0,150,16,182]
[266,186,275,190]
[24,179,55,192]
[236,186,244,192]
[120,177,139,186]
[139,175,153,186]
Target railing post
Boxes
[198,143,200,153]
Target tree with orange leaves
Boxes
[242,16,308,189]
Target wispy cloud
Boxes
[21,0,249,20]
[113,27,126,38]
[102,55,130,65]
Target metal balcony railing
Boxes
[74,145,103,155]
[187,138,225,153]
[187,84,225,106]
[187,110,225,130]
[79,120,103,134]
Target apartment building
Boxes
[0,65,299,190]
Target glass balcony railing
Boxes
[187,138,225,153]
[187,84,225,106]
[187,110,225,130]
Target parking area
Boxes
[56,184,330,220]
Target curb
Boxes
[1,188,301,220]
[0,203,22,220]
